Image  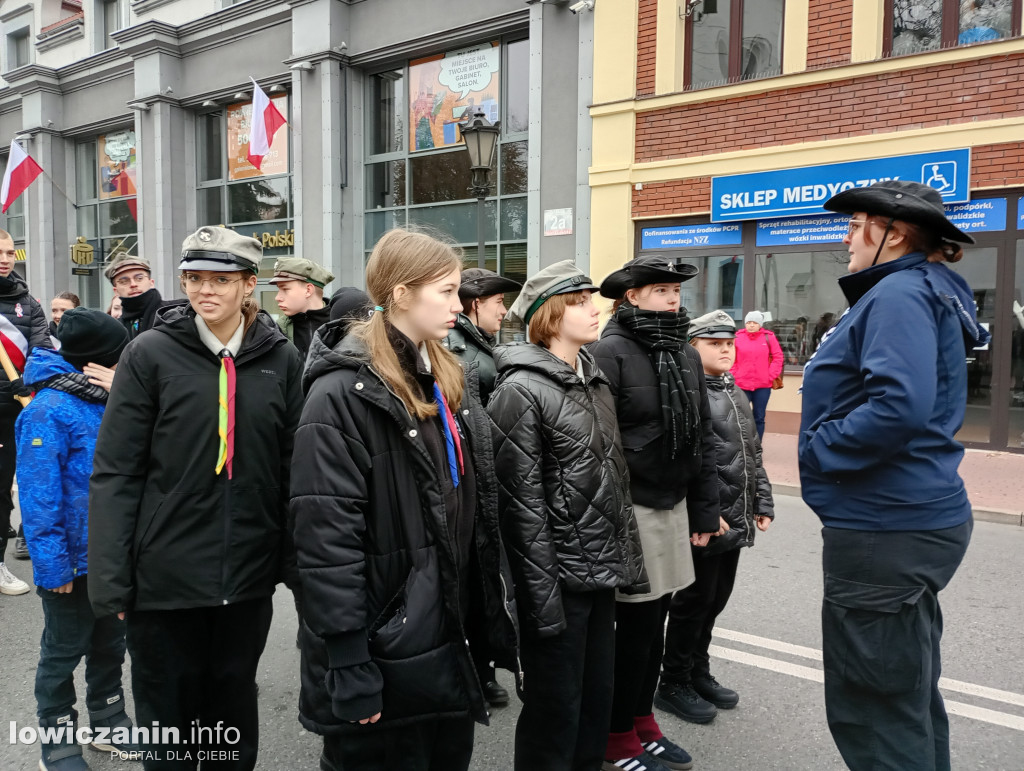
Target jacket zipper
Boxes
[724,385,753,544]
[498,572,525,691]
[581,375,627,566]
[221,468,232,603]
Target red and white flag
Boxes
[246,79,287,171]
[1,140,43,214]
[0,313,29,373]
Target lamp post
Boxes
[459,108,501,268]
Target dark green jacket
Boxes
[444,314,498,405]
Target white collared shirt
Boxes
[195,314,245,358]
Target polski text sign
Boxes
[711,149,971,222]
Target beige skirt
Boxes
[617,499,695,603]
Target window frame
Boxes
[683,0,786,90]
[7,29,31,69]
[883,0,1022,57]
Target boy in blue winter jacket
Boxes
[16,308,139,771]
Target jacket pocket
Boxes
[368,548,446,660]
[822,575,927,695]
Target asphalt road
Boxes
[2,496,1023,770]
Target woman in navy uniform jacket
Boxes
[799,180,988,771]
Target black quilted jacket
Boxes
[0,274,53,416]
[444,314,498,405]
[291,321,518,735]
[703,373,774,556]
[487,342,648,638]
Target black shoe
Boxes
[693,674,739,709]
[39,710,89,770]
[654,682,717,724]
[482,680,510,707]
[14,536,29,560]
[88,694,141,758]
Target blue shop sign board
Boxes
[640,223,742,250]
[1018,197,1024,229]
[756,198,1007,247]
[711,149,971,222]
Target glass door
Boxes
[1009,241,1024,449]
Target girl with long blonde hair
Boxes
[291,228,518,771]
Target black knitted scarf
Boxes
[615,302,700,459]
[28,372,109,404]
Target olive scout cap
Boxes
[689,309,737,340]
[179,226,262,273]
[269,257,335,289]
[104,252,152,283]
[509,260,599,326]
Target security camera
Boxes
[569,0,595,13]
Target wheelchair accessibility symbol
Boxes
[922,161,957,197]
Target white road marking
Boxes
[710,633,1024,731]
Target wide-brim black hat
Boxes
[823,180,975,244]
[459,268,523,302]
[600,253,700,300]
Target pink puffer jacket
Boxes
[731,328,784,390]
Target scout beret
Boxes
[689,309,737,340]
[179,226,262,273]
[269,257,335,288]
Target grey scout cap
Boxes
[689,309,737,339]
[104,252,151,283]
[269,257,335,288]
[508,259,599,326]
[179,226,262,273]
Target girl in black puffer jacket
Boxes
[668,309,774,715]
[291,229,518,771]
[488,260,647,771]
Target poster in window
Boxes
[227,95,289,181]
[408,43,500,153]
[98,131,137,201]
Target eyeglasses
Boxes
[182,274,246,294]
[847,219,872,237]
[114,273,150,286]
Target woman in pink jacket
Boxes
[731,311,783,440]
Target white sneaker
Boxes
[0,562,30,595]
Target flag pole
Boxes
[8,137,77,209]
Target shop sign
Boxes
[408,43,500,152]
[250,228,295,248]
[1018,197,1024,229]
[641,223,742,250]
[227,96,289,180]
[70,237,95,265]
[756,198,1006,247]
[711,149,971,222]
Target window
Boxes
[7,30,30,69]
[363,38,530,304]
[101,0,123,50]
[686,0,784,90]
[195,94,293,271]
[886,0,1020,57]
[755,251,850,367]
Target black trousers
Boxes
[821,520,972,771]
[515,588,616,771]
[126,596,274,770]
[661,547,741,686]
[609,594,672,733]
[35,575,127,719]
[324,715,475,771]
[0,415,17,562]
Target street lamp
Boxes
[459,108,501,268]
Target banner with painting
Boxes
[98,131,137,200]
[227,95,289,180]
[408,42,500,153]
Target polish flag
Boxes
[246,80,287,171]
[0,314,28,373]
[1,140,43,214]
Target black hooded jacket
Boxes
[703,373,774,556]
[119,287,185,341]
[88,305,303,618]
[279,300,332,364]
[291,320,518,735]
[444,314,499,405]
[487,343,649,639]
[589,318,720,533]
[0,273,52,416]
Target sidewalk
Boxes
[761,433,1024,526]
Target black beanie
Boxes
[56,308,129,371]
[329,287,372,323]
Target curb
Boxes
[771,484,1024,527]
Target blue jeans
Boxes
[742,388,771,440]
[821,520,973,771]
[35,575,127,719]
